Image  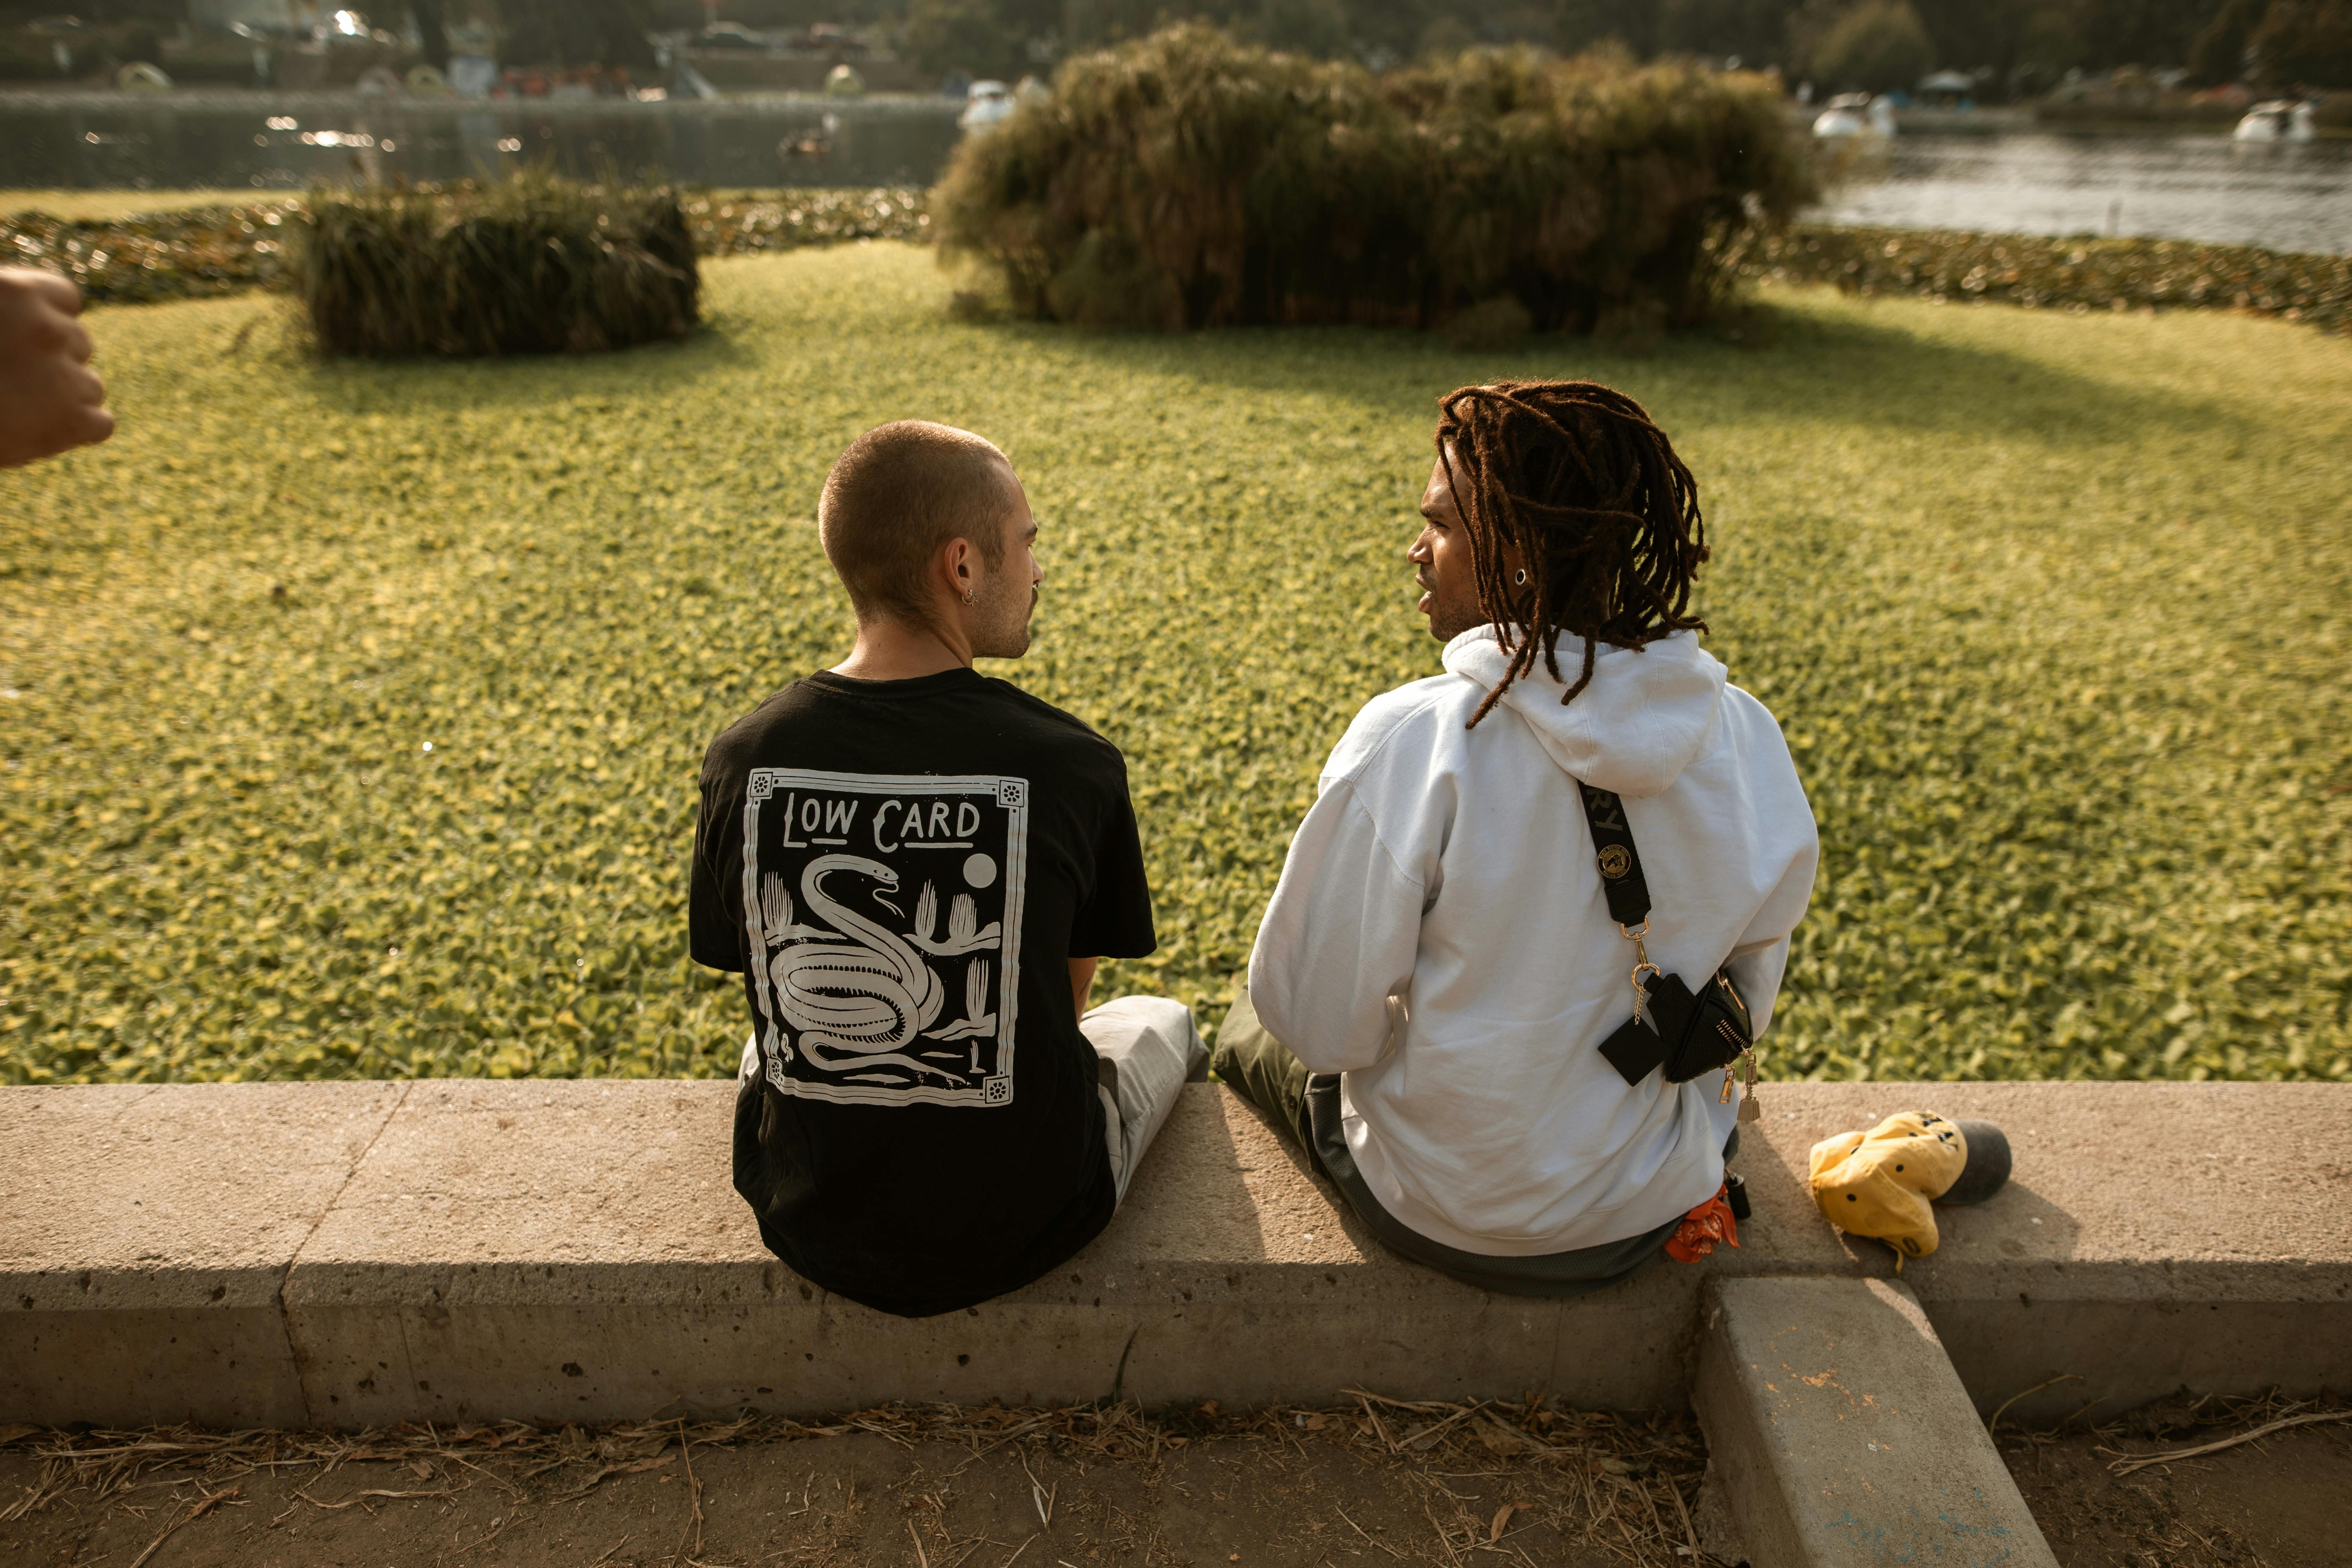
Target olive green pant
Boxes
[1211,985,1724,1297]
[1208,989,1322,1162]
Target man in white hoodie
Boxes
[1214,380,1818,1294]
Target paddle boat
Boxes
[1813,93,1897,139]
[2233,100,2316,142]
[958,80,1015,133]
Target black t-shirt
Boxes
[690,668,1157,1318]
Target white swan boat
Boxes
[1813,93,1896,140]
[958,80,1015,133]
[2233,100,2316,142]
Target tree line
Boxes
[925,0,2349,93]
[5,0,2343,91]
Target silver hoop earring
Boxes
[1513,568,1529,586]
[962,588,975,604]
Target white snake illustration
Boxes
[769,854,956,1081]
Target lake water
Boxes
[1811,130,2352,255]
[5,93,2350,256]
[0,91,964,193]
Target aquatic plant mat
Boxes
[1741,224,2352,336]
[2,246,2348,1083]
[0,187,929,306]
[4,186,2343,339]
[0,1396,1712,1566]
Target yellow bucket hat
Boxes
[1808,1111,2010,1264]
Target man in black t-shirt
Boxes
[690,420,1204,1318]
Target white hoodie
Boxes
[1248,625,1818,1255]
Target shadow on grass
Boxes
[248,275,2247,460]
[979,296,2248,450]
[283,316,764,418]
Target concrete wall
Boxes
[4,1079,2346,1430]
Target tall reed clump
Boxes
[294,175,700,358]
[934,26,1815,333]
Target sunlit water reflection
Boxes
[7,94,2350,256]
[1811,131,2352,255]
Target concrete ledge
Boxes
[4,1079,2347,1430]
[1695,1276,2057,1567]
[2,1082,405,1428]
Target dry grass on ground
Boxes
[0,1395,1709,1566]
[4,1390,2348,1565]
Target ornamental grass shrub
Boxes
[293,176,700,358]
[933,26,1815,333]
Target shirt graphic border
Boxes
[742,767,1028,1109]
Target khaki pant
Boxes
[1086,995,1209,1203]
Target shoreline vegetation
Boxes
[1738,224,2352,332]
[4,186,2346,336]
[929,30,1813,333]
[296,178,701,358]
[0,187,932,304]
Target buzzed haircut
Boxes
[818,421,1015,623]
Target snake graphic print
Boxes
[739,769,1030,1108]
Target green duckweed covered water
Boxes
[2,246,2346,1083]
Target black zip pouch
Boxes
[1576,781,1759,1109]
[1596,966,1754,1086]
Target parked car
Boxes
[697,21,766,50]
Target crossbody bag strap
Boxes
[1576,779,1661,1028]
[1574,781,1651,929]
[1577,778,1762,1118]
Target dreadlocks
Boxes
[1434,380,1710,728]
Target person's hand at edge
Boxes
[0,268,115,470]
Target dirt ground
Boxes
[1,1396,2345,1568]
[0,1399,1708,1568]
[2000,1398,2352,1568]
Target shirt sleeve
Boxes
[1068,758,1157,960]
[1722,814,1820,1040]
[1248,778,1426,1074]
[689,761,747,973]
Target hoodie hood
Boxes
[1441,625,1726,798]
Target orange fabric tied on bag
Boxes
[1664,1184,1741,1263]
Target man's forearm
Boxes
[1069,956,1097,1017]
